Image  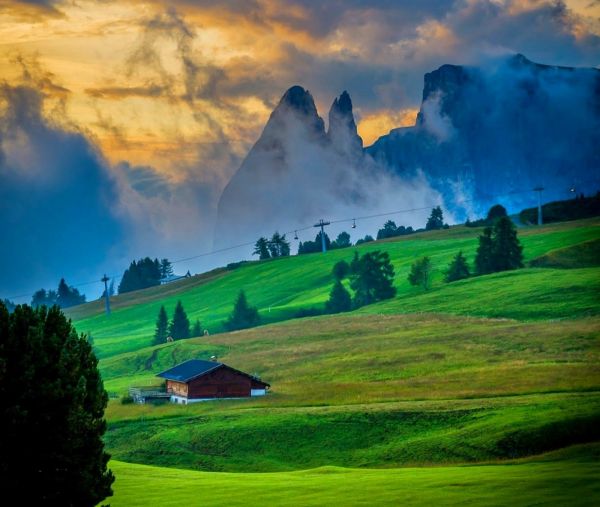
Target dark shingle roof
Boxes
[156,359,222,382]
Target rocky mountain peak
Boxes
[327,90,363,155]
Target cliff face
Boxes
[367,54,600,216]
[215,87,366,247]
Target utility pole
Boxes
[313,219,331,253]
[101,274,111,316]
[533,186,544,225]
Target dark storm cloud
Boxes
[0,81,126,299]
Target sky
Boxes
[0,0,599,302]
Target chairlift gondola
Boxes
[351,219,357,229]
[294,230,299,240]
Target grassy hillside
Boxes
[108,444,600,506]
[100,313,600,472]
[71,218,600,359]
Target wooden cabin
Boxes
[156,359,270,404]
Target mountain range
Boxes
[216,54,600,246]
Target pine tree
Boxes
[377,220,399,239]
[475,227,495,275]
[191,319,203,337]
[408,256,433,290]
[0,302,114,505]
[224,290,260,331]
[492,216,524,272]
[169,301,190,340]
[154,305,169,344]
[445,251,470,283]
[253,237,271,260]
[56,278,86,308]
[426,206,444,230]
[325,280,352,314]
[332,260,350,280]
[350,251,396,307]
[332,231,351,248]
[160,258,174,279]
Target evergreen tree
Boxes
[492,216,524,272]
[325,280,352,314]
[191,319,203,337]
[350,250,396,307]
[377,220,399,239]
[0,302,114,505]
[224,290,260,331]
[445,251,470,283]
[332,260,350,280]
[408,256,433,290]
[475,227,495,275]
[1,299,16,313]
[253,237,271,260]
[169,301,190,340]
[486,204,508,224]
[426,206,445,230]
[56,278,86,308]
[332,231,351,249]
[160,259,174,279]
[154,305,169,345]
[31,288,57,308]
[268,232,291,257]
[118,257,162,294]
[355,234,374,245]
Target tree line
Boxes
[31,278,86,309]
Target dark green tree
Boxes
[426,206,444,230]
[486,204,508,223]
[350,250,396,307]
[160,258,174,279]
[118,257,162,294]
[377,220,399,239]
[298,232,331,254]
[0,302,114,505]
[1,299,16,313]
[56,278,86,308]
[268,232,291,257]
[444,251,470,283]
[31,288,57,308]
[332,259,350,280]
[169,301,190,340]
[408,256,433,290]
[492,216,524,272]
[191,319,203,337]
[224,290,260,331]
[475,227,495,275]
[253,237,271,260]
[355,234,374,245]
[154,305,169,345]
[332,231,351,249]
[325,280,352,314]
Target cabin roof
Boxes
[156,359,222,382]
[156,359,270,386]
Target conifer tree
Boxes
[253,237,271,260]
[408,256,433,290]
[475,227,495,275]
[445,251,471,283]
[426,206,444,230]
[191,319,203,337]
[154,305,169,344]
[492,216,524,271]
[224,290,260,331]
[350,251,396,307]
[0,302,114,505]
[325,280,352,314]
[169,301,190,340]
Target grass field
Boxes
[107,444,600,506]
[70,218,600,505]
[70,218,600,359]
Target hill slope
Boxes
[70,218,600,359]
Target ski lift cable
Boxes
[3,178,599,301]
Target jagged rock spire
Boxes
[327,90,363,156]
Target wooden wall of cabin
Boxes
[187,366,252,398]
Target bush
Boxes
[121,395,134,405]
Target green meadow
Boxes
[72,218,600,505]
